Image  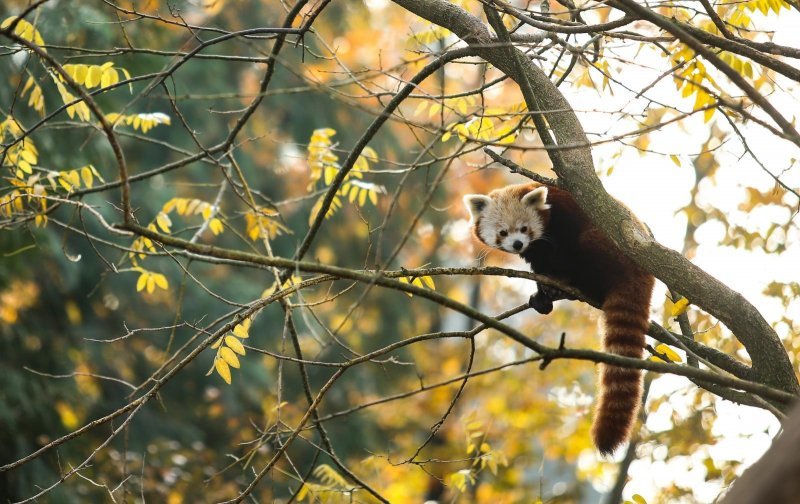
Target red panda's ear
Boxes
[463,194,492,220]
[521,186,550,210]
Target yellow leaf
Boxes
[488,457,499,475]
[55,401,80,430]
[743,61,754,79]
[186,199,201,215]
[21,76,34,96]
[219,347,240,368]
[671,297,690,316]
[324,166,337,185]
[362,146,378,162]
[225,335,246,355]
[175,198,188,215]
[704,107,715,123]
[632,494,648,504]
[101,67,119,88]
[136,271,148,292]
[670,155,681,167]
[261,282,278,299]
[308,194,340,224]
[80,166,94,188]
[66,171,81,188]
[495,123,517,144]
[120,67,133,92]
[422,276,435,289]
[162,198,177,213]
[17,160,32,174]
[2,18,46,52]
[73,64,88,85]
[86,65,103,88]
[215,358,232,384]
[57,176,73,191]
[398,277,413,297]
[76,102,91,122]
[19,149,37,165]
[209,218,224,235]
[153,273,168,290]
[354,156,368,173]
[233,321,250,339]
[156,212,172,233]
[693,90,710,111]
[358,187,367,206]
[654,343,683,363]
[146,275,156,294]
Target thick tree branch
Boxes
[392,0,800,397]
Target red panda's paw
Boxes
[529,292,554,314]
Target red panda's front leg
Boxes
[523,241,576,314]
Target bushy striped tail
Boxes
[591,281,653,455]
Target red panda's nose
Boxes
[513,240,523,251]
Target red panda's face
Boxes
[463,185,550,254]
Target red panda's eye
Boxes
[499,230,508,237]
[520,226,528,233]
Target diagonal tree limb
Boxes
[391,0,799,397]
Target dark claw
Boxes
[529,292,554,314]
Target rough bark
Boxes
[392,0,799,396]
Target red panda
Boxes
[463,182,655,455]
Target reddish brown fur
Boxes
[468,182,655,455]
